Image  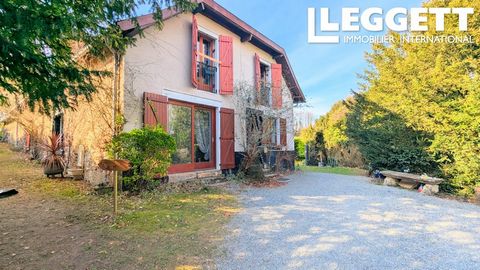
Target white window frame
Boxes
[197,26,220,94]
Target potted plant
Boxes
[40,134,65,178]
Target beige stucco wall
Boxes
[1,54,116,186]
[123,12,296,152]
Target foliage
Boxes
[298,0,480,195]
[298,100,364,167]
[358,0,480,195]
[345,93,437,174]
[0,0,196,113]
[233,81,294,178]
[294,138,305,160]
[107,126,176,190]
[320,101,349,149]
[39,134,65,173]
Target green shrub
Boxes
[294,138,305,160]
[345,93,437,174]
[107,126,176,190]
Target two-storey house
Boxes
[118,0,305,178]
[1,0,305,184]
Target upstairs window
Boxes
[254,53,283,109]
[52,114,63,135]
[259,62,271,106]
[197,33,218,92]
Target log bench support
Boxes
[383,177,400,187]
[380,171,444,196]
[422,184,439,195]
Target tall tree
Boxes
[0,0,196,113]
[300,0,480,194]
[359,0,480,194]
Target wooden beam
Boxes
[198,52,221,64]
[241,33,253,43]
[273,54,284,60]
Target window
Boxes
[52,114,63,135]
[270,118,278,145]
[261,117,279,146]
[259,62,271,106]
[197,33,218,92]
[167,101,216,173]
[194,108,213,163]
[246,108,263,147]
[168,104,193,165]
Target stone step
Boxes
[197,170,222,179]
[169,170,223,183]
[200,176,228,186]
[264,173,278,179]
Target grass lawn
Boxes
[297,163,367,176]
[0,143,239,269]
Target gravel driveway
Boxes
[217,172,480,270]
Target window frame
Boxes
[167,99,217,173]
[259,58,272,106]
[197,26,220,93]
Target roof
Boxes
[118,0,305,103]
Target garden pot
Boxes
[67,168,84,180]
[43,164,64,177]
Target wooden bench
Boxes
[380,170,445,195]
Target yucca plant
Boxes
[40,134,65,177]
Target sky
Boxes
[138,0,423,119]
[213,0,422,119]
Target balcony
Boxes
[197,61,217,93]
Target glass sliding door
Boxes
[194,108,215,169]
[169,104,192,165]
[167,100,215,173]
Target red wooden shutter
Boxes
[144,92,169,130]
[220,108,235,169]
[271,63,282,109]
[219,35,233,95]
[254,53,261,91]
[280,118,287,146]
[191,15,198,88]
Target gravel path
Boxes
[216,172,480,270]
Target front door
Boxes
[168,100,216,174]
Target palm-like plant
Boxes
[40,134,65,177]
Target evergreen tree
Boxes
[0,0,196,113]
